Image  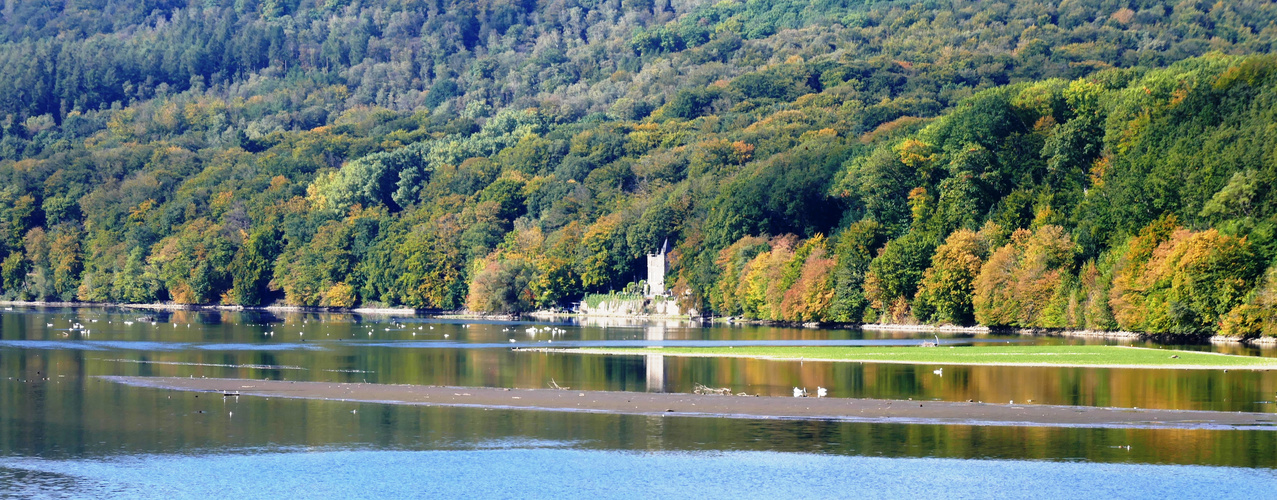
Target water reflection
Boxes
[4,307,1277,412]
[4,374,1277,467]
[2,306,1277,470]
[646,325,665,393]
[3,448,1275,498]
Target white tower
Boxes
[645,239,668,297]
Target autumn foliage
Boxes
[0,1,1276,341]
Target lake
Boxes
[2,307,1275,497]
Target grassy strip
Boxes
[572,345,1277,369]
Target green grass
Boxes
[582,292,644,309]
[573,345,1277,369]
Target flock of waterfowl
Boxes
[24,313,579,344]
[791,386,830,398]
[37,315,194,338]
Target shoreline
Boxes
[2,301,1270,346]
[523,346,1277,371]
[528,310,695,321]
[861,323,1146,340]
[99,376,1277,430]
[706,317,1231,344]
[0,300,516,319]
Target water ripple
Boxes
[1,449,1272,498]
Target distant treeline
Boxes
[1,1,1277,337]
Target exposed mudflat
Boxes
[101,376,1277,430]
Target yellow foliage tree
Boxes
[1112,223,1260,334]
[914,228,991,325]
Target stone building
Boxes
[645,239,668,297]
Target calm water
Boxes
[2,306,1276,496]
[4,449,1275,499]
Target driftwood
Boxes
[693,383,732,396]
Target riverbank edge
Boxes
[521,346,1277,371]
[713,319,1273,346]
[0,300,521,319]
[3,300,1272,346]
[0,300,699,322]
[528,310,695,320]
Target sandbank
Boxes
[101,376,1277,430]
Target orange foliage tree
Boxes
[973,225,1076,327]
[779,235,836,322]
[914,227,994,325]
[1111,219,1261,334]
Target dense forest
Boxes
[2,0,1277,338]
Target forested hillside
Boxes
[1,0,1277,337]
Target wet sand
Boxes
[101,376,1277,430]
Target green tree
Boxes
[914,228,993,325]
[230,226,281,306]
[1,251,27,294]
[467,257,537,313]
[864,231,935,323]
[827,220,886,323]
[112,248,158,303]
